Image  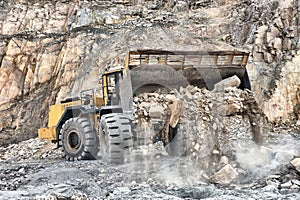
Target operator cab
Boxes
[102,67,124,106]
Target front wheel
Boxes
[59,117,99,161]
[99,114,134,164]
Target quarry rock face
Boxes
[0,0,299,146]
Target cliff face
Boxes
[0,0,299,146]
[231,0,300,122]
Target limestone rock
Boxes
[165,94,178,102]
[219,156,229,167]
[291,158,300,173]
[168,100,183,128]
[213,76,241,92]
[149,105,164,119]
[217,103,241,116]
[209,164,238,185]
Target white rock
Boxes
[217,103,240,116]
[219,156,229,166]
[212,150,220,155]
[213,75,241,92]
[139,102,150,109]
[184,90,193,100]
[292,179,300,186]
[281,181,292,188]
[194,143,200,151]
[149,105,164,118]
[165,94,177,102]
[209,164,238,185]
[291,158,300,172]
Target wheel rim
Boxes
[67,130,81,151]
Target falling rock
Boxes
[149,104,164,119]
[291,158,300,172]
[168,100,183,128]
[209,164,238,185]
[217,103,240,116]
[252,51,264,62]
[266,26,280,43]
[213,75,241,92]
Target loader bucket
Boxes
[124,49,251,92]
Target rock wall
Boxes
[230,0,300,122]
[0,0,299,145]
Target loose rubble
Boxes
[0,138,61,162]
[133,79,267,172]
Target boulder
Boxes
[291,158,300,172]
[165,94,178,102]
[273,38,282,50]
[168,100,183,128]
[149,104,164,119]
[209,164,238,185]
[213,75,241,92]
[217,103,240,116]
[219,156,229,167]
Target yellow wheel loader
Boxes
[38,49,250,163]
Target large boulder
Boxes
[209,164,238,185]
[213,75,241,92]
[291,158,300,173]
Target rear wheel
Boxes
[59,117,98,161]
[99,113,134,164]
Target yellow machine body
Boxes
[38,97,105,141]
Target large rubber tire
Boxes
[59,117,99,161]
[99,113,134,164]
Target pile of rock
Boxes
[132,76,269,184]
[0,138,61,162]
[133,77,300,186]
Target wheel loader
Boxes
[38,49,250,163]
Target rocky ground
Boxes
[1,135,300,199]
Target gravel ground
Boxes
[1,138,300,200]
